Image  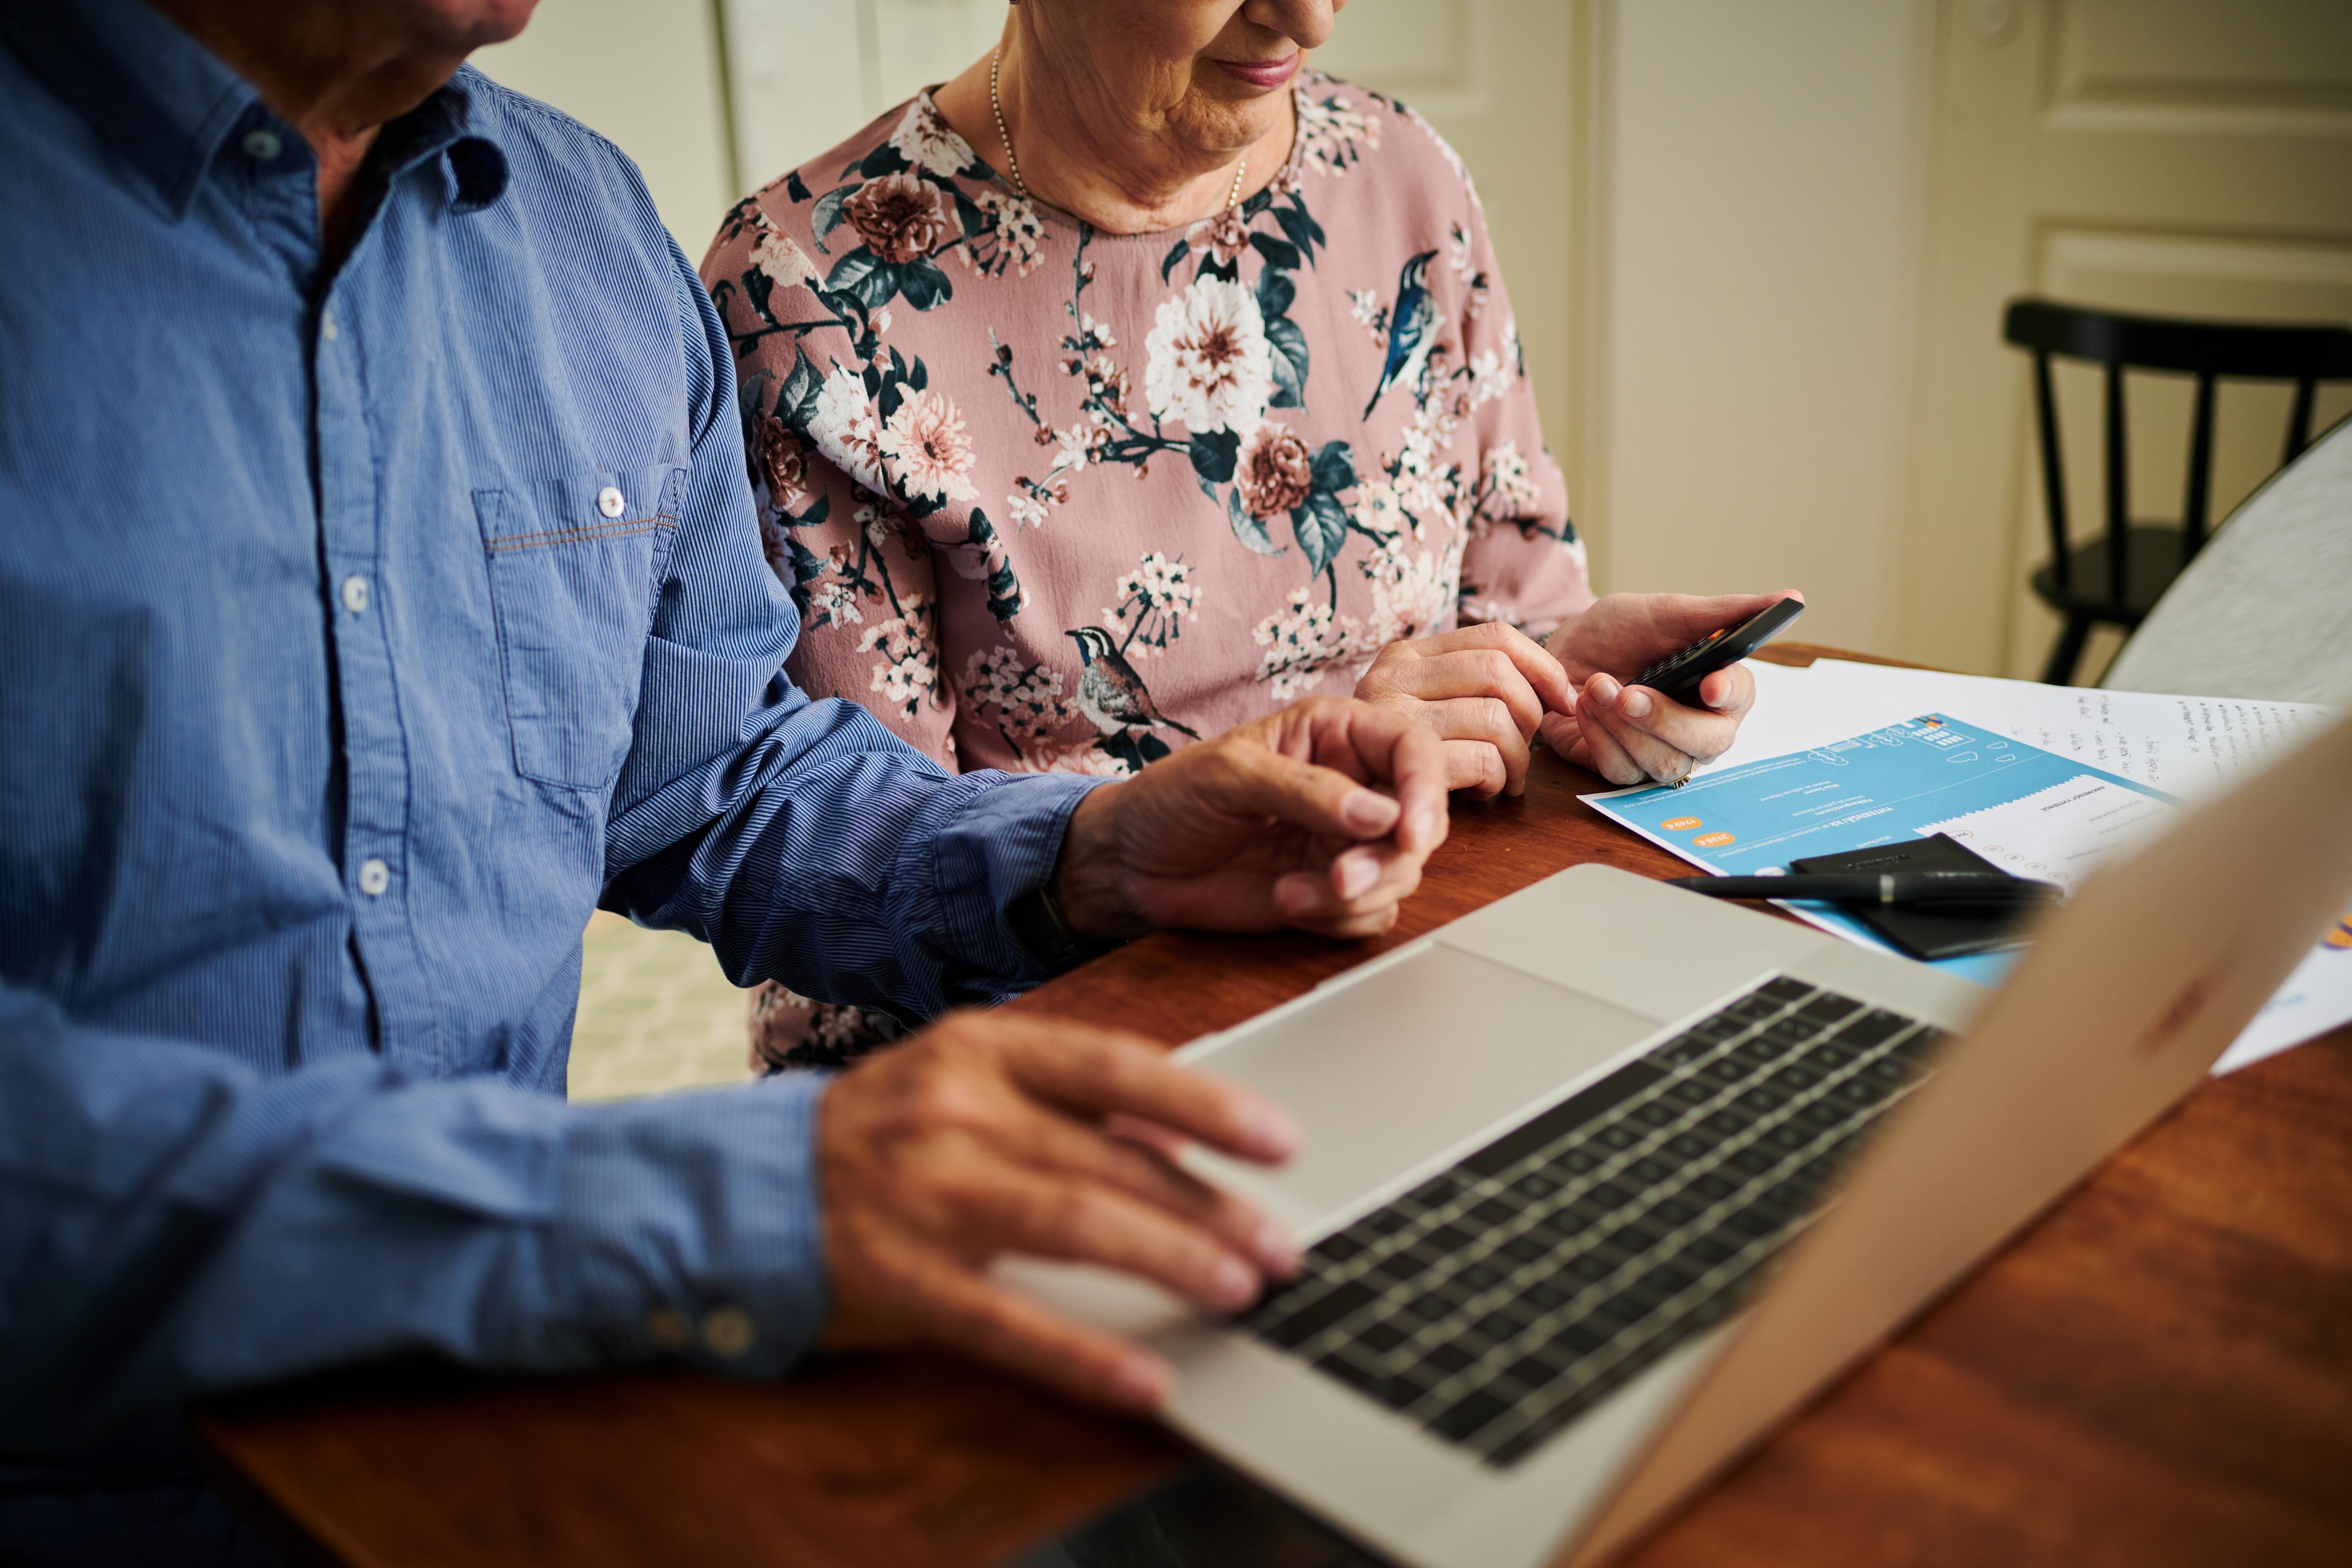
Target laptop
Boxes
[1007,703,2352,1568]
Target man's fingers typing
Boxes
[1009,1105,1298,1276]
[878,1241,1174,1413]
[1001,1025,1299,1165]
[966,1162,1269,1313]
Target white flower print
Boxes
[810,580,865,628]
[1103,551,1202,659]
[879,387,980,504]
[1049,423,1093,477]
[751,226,819,290]
[887,96,975,178]
[1024,741,1134,778]
[859,597,938,717]
[1252,587,1365,703]
[1482,441,1538,513]
[1187,208,1251,268]
[1143,275,1272,436]
[1297,91,1380,177]
[962,646,1072,744]
[1007,491,1049,530]
[1348,287,1387,346]
[811,367,888,493]
[973,188,1047,276]
[1362,534,1462,650]
[1446,221,1474,280]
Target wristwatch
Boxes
[1007,879,1123,975]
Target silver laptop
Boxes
[1009,704,2352,1568]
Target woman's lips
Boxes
[1215,53,1301,90]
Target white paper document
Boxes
[1920,774,2177,895]
[1668,660,2350,1075]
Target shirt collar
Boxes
[0,1,510,219]
[0,0,255,217]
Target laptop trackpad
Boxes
[1182,944,1662,1231]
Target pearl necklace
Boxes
[990,49,1247,215]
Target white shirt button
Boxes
[596,485,627,519]
[340,574,369,614]
[700,1305,756,1360]
[322,310,340,343]
[242,129,282,161]
[646,1308,694,1354]
[358,858,391,897]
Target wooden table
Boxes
[196,646,2352,1567]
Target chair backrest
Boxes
[2102,412,2352,707]
[2002,297,2352,606]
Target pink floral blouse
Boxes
[701,73,1591,1065]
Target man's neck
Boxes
[146,0,476,265]
[933,32,1290,235]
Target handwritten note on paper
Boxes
[1801,662,2332,800]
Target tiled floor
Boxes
[566,912,756,1102]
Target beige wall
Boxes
[1586,0,1936,653]
[471,0,737,251]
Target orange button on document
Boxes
[1661,817,1702,831]
[1693,831,1736,848]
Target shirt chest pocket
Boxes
[474,463,684,791]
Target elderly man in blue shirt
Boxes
[0,0,1452,1556]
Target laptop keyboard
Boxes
[1240,976,1946,1467]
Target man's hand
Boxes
[817,1011,1302,1412]
[1052,696,1449,943]
[1540,591,1801,786]
[1354,623,1577,800]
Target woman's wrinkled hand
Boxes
[1353,623,1577,799]
[1539,591,1801,786]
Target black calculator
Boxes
[1631,596,1805,705]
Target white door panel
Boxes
[1899,0,2352,679]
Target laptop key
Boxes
[1797,991,1864,1025]
[1419,1340,1478,1376]
[1839,1010,1910,1049]
[1262,1278,1379,1347]
[1429,1388,1514,1443]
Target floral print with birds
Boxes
[703,74,1592,1065]
[703,72,1588,780]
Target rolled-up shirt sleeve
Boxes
[597,235,1103,1019]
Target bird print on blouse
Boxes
[1068,624,1202,771]
[703,73,1595,1069]
[1361,249,1439,421]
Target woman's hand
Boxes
[1353,623,1577,799]
[1540,591,1801,785]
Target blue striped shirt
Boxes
[0,0,1098,1492]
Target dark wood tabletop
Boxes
[195,645,2352,1568]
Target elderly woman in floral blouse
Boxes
[702,0,1795,1067]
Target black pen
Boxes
[1667,871,2063,912]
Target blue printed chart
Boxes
[1583,714,2182,982]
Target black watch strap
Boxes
[1007,880,1119,976]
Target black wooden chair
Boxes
[2003,297,2352,684]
